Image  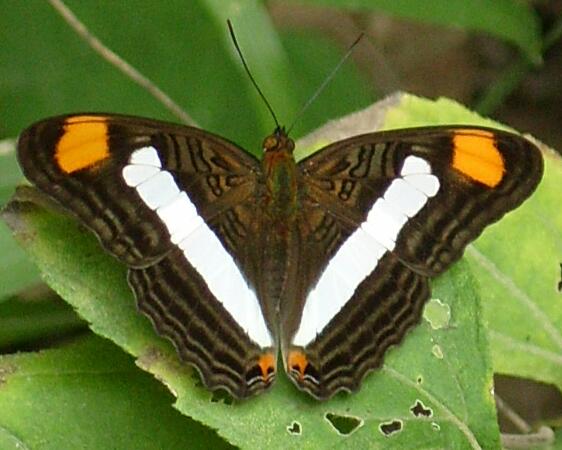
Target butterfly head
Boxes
[263,126,295,154]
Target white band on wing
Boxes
[123,146,273,348]
[292,156,440,347]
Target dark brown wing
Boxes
[18,113,277,398]
[18,114,259,266]
[283,126,542,399]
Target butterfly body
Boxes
[17,114,543,399]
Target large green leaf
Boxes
[1,0,285,149]
[0,335,231,450]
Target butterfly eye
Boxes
[263,135,278,152]
[286,138,295,152]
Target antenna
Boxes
[287,33,364,134]
[227,20,280,129]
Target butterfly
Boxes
[16,113,543,399]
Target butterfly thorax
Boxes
[261,128,298,223]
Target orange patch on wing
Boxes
[287,350,309,381]
[55,115,110,173]
[258,353,276,380]
[452,129,504,187]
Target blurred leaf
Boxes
[279,31,375,138]
[0,142,22,206]
[0,335,231,450]
[0,221,39,300]
[0,0,288,150]
[0,141,40,299]
[0,289,85,351]
[0,0,372,153]
[295,0,542,62]
[198,0,299,135]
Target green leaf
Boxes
[1,1,372,153]
[197,0,299,135]
[0,142,40,299]
[0,141,22,206]
[468,151,562,390]
[294,0,542,63]
[0,289,85,350]
[0,335,231,450]
[0,221,40,300]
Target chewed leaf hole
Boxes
[557,263,562,292]
[423,298,451,329]
[432,422,441,431]
[379,419,403,437]
[324,412,363,436]
[191,370,203,386]
[286,421,301,435]
[432,344,444,359]
[410,400,433,418]
[210,389,234,405]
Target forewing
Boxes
[299,127,543,275]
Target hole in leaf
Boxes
[417,376,423,385]
[210,389,234,405]
[379,419,402,436]
[191,371,203,387]
[423,298,451,329]
[410,400,433,418]
[431,344,444,359]
[432,422,440,431]
[325,412,363,435]
[286,421,301,435]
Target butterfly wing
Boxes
[18,114,277,398]
[284,126,542,399]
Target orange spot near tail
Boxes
[452,130,504,187]
[55,116,110,173]
[258,353,276,380]
[287,350,309,381]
